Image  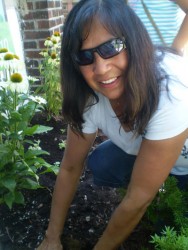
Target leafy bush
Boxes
[146,176,188,231]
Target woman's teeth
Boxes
[101,77,117,84]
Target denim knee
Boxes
[87,140,136,188]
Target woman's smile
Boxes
[99,76,120,88]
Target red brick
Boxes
[24,21,35,30]
[24,41,37,49]
[38,39,47,49]
[36,1,48,9]
[24,31,50,40]
[27,2,33,10]
[37,20,50,29]
[25,50,42,59]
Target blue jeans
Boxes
[87,140,136,188]
[87,140,188,190]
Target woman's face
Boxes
[79,18,129,102]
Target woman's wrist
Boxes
[45,229,62,241]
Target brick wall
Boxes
[62,0,79,19]
[23,0,64,84]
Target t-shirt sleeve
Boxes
[82,106,98,134]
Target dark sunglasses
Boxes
[74,38,126,66]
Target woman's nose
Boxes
[92,53,111,75]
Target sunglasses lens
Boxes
[76,50,93,65]
[75,38,125,66]
[99,39,125,59]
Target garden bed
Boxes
[0,114,154,250]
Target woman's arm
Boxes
[94,128,188,250]
[171,0,188,53]
[37,126,96,250]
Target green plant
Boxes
[146,176,188,231]
[38,31,63,118]
[0,49,59,209]
[117,176,188,248]
[0,87,59,209]
[150,226,188,250]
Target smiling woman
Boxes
[37,1,188,250]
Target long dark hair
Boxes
[61,0,167,135]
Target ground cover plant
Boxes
[150,226,188,250]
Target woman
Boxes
[37,0,188,249]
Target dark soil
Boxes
[0,113,155,250]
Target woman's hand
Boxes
[36,237,63,250]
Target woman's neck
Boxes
[109,97,125,116]
[109,97,131,132]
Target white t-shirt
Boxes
[82,53,188,175]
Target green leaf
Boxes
[14,191,25,204]
[1,178,16,192]
[17,121,28,131]
[24,125,53,136]
[20,178,41,189]
[40,164,59,175]
[34,125,53,134]
[20,105,36,121]
[9,132,23,140]
[10,111,22,122]
[25,149,49,159]
[4,192,15,209]
[0,145,13,168]
[23,124,39,136]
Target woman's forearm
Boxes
[94,195,151,250]
[172,10,188,52]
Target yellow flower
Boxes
[0,52,22,73]
[51,52,57,59]
[10,73,23,82]
[53,31,60,37]
[51,35,61,44]
[4,53,14,60]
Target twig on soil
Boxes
[5,227,14,242]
